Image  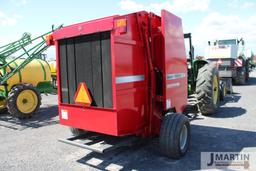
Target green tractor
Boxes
[184,33,220,115]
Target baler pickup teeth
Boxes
[58,133,138,153]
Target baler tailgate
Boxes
[161,10,187,112]
[58,133,137,153]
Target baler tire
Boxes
[69,127,87,136]
[159,113,190,159]
[7,84,41,119]
[196,63,219,115]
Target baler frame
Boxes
[55,10,190,159]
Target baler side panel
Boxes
[114,13,147,135]
[161,10,187,113]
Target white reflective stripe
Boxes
[167,82,180,88]
[116,75,145,84]
[166,73,186,80]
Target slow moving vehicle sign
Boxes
[74,83,92,106]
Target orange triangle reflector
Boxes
[74,83,92,106]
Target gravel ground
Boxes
[0,71,256,171]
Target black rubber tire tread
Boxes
[7,84,41,119]
[196,63,219,115]
[159,113,190,159]
[69,127,87,136]
[0,97,7,114]
[219,81,226,101]
[0,108,7,114]
[245,59,250,82]
[234,67,246,85]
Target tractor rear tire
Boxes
[159,113,190,159]
[196,63,219,115]
[7,84,41,119]
[69,127,87,136]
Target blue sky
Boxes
[1,0,256,57]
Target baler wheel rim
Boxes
[179,125,188,151]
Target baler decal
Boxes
[116,75,144,84]
[166,73,186,80]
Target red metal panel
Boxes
[161,10,187,113]
[59,105,118,136]
[53,15,118,40]
[113,13,147,135]
[55,41,62,105]
[116,87,146,135]
[110,33,117,109]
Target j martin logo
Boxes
[201,152,256,170]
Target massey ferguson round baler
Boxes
[53,10,190,159]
